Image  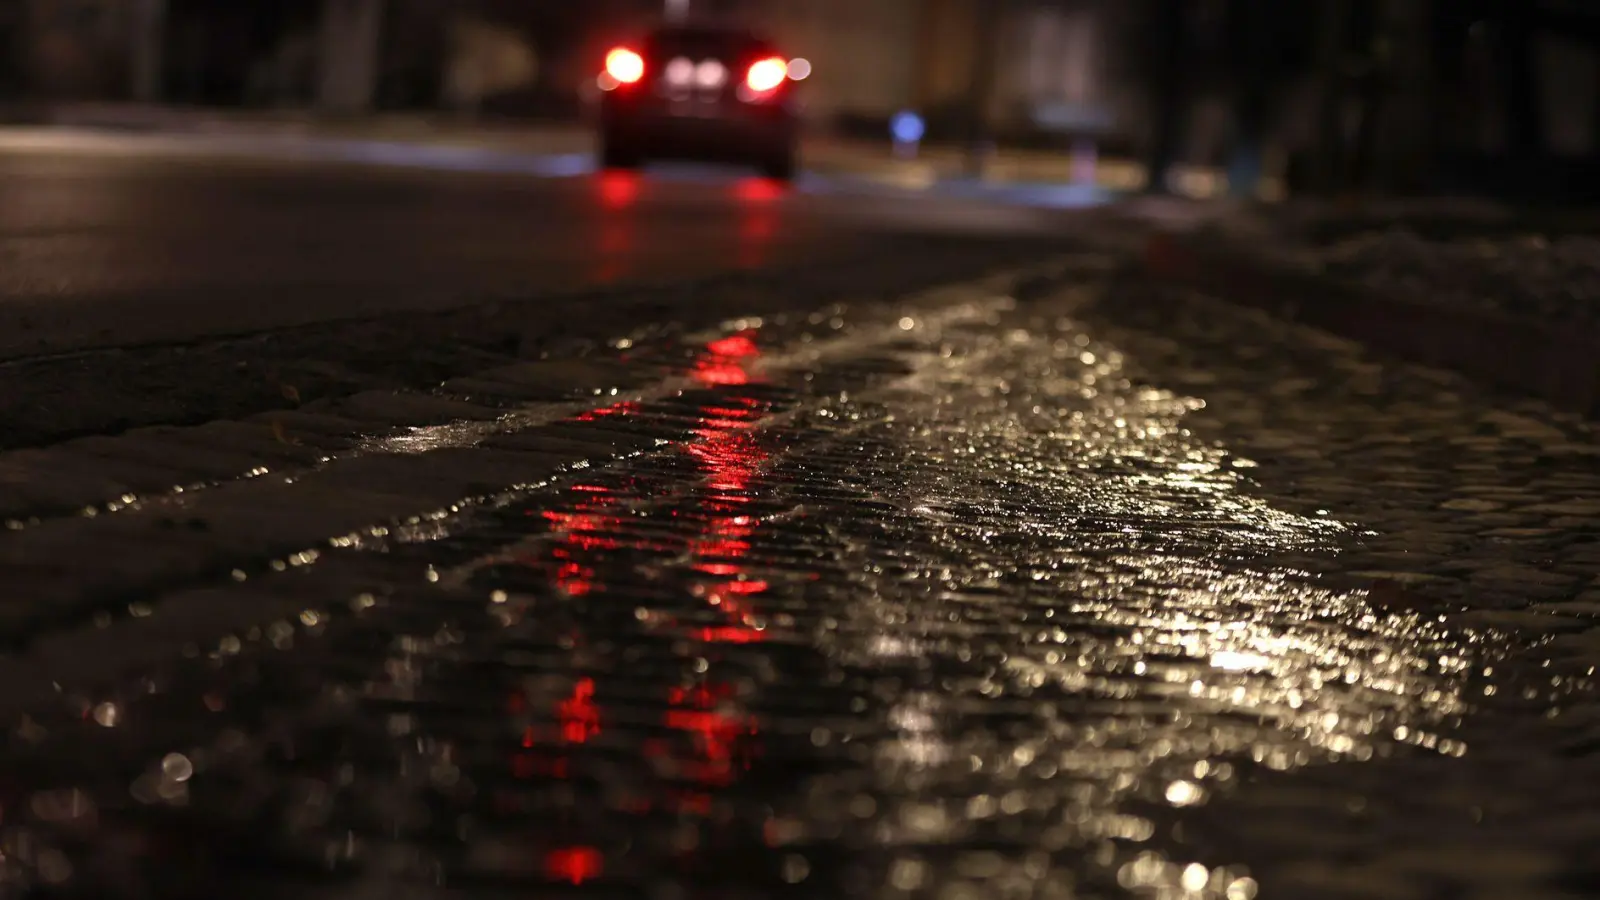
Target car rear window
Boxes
[645,28,772,63]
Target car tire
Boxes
[600,137,643,171]
[761,149,797,182]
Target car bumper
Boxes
[601,104,796,159]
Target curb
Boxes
[1142,231,1600,420]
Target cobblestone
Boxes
[154,422,331,467]
[317,391,507,427]
[0,260,1594,899]
[66,433,280,482]
[1073,273,1600,897]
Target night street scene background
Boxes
[0,1,1599,898]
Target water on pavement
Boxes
[0,265,1592,900]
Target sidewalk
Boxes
[10,102,1180,195]
[1131,197,1600,419]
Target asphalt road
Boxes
[0,130,1090,360]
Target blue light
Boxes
[890,111,925,145]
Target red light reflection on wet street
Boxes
[694,333,759,386]
[504,329,773,845]
[662,681,761,786]
[556,677,602,744]
[544,844,604,885]
[592,171,640,283]
[735,177,784,269]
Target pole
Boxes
[317,0,385,114]
[1378,0,1433,192]
[1226,0,1272,199]
[1593,40,1600,158]
[130,0,166,103]
[1145,0,1189,194]
[1503,1,1542,160]
[1347,0,1384,193]
[0,1,20,98]
[965,0,1002,178]
[1311,0,1349,195]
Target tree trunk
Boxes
[1312,0,1350,196]
[1594,42,1600,157]
[317,0,386,114]
[1145,0,1189,194]
[966,0,1003,177]
[1226,0,1273,199]
[1503,3,1542,159]
[1379,0,1435,192]
[130,0,167,103]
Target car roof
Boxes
[645,19,772,48]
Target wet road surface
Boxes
[0,131,1087,359]
[1,258,1597,899]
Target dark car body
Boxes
[596,22,801,179]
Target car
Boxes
[595,21,803,180]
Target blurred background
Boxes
[2,0,1598,201]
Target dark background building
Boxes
[5,0,1599,199]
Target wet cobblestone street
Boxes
[1,259,1597,899]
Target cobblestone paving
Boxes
[1311,230,1600,331]
[1180,202,1600,333]
[1075,276,1600,899]
[0,259,1596,899]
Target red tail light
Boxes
[745,57,788,92]
[605,47,645,84]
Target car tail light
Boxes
[745,57,788,92]
[604,47,645,84]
